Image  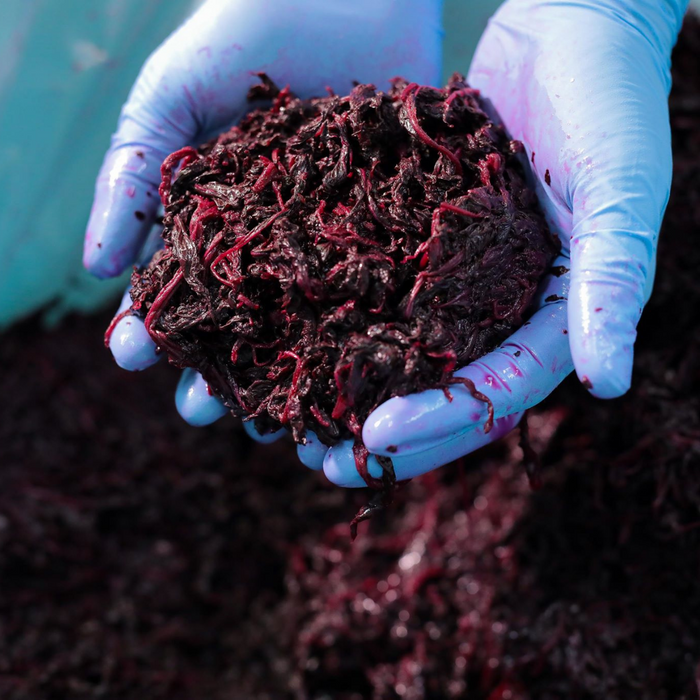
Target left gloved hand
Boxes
[321,0,688,486]
[87,0,443,454]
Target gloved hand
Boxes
[84,0,443,449]
[323,0,689,486]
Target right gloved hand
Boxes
[321,0,688,486]
[84,0,443,453]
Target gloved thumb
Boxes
[568,116,672,399]
[83,39,201,279]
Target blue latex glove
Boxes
[85,0,443,446]
[324,0,689,485]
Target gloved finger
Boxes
[242,420,286,445]
[567,114,670,399]
[362,257,573,457]
[568,227,657,400]
[107,225,164,370]
[174,369,287,437]
[324,411,523,488]
[175,368,229,426]
[297,431,328,471]
[108,289,160,371]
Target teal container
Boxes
[0,0,198,329]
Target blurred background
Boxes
[0,0,503,330]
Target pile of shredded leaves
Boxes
[126,74,558,460]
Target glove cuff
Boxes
[595,1,690,54]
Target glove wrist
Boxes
[604,0,690,53]
[576,1,689,54]
[501,0,689,55]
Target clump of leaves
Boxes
[125,73,557,475]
